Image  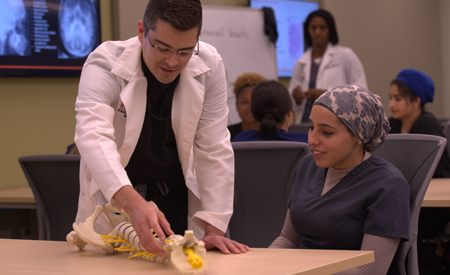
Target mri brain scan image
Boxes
[58,0,98,58]
[0,0,30,56]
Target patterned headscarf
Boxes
[313,85,390,152]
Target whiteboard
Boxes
[113,3,278,124]
[201,6,278,124]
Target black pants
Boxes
[132,170,188,236]
[418,207,450,275]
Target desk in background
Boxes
[0,187,37,239]
[422,178,450,207]
[2,179,448,209]
[0,187,36,209]
[0,239,374,275]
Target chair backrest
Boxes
[229,141,311,248]
[373,134,447,275]
[288,123,310,133]
[441,120,450,153]
[19,154,80,241]
[437,116,450,128]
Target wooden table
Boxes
[422,178,450,207]
[0,187,36,209]
[0,239,374,275]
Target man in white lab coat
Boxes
[74,0,249,257]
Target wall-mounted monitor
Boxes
[250,0,319,78]
[0,0,101,77]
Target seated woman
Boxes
[270,85,410,275]
[227,73,267,141]
[233,80,308,143]
[388,68,450,274]
[388,68,450,178]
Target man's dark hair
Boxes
[143,0,202,37]
[303,9,339,47]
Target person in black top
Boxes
[227,73,267,141]
[233,80,307,143]
[388,68,450,274]
[388,68,450,177]
[73,0,250,258]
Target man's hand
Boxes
[292,85,306,105]
[200,223,251,254]
[113,186,174,257]
[304,88,326,102]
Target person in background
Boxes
[388,68,450,274]
[73,0,249,258]
[289,9,367,124]
[233,80,307,143]
[227,72,267,141]
[65,143,79,155]
[388,68,450,177]
[270,85,410,275]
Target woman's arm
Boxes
[269,209,299,248]
[334,233,400,275]
[270,211,400,274]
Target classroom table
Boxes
[0,187,36,209]
[0,239,374,275]
[422,178,450,207]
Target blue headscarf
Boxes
[396,68,434,106]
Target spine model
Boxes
[66,203,210,275]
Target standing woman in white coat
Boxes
[290,9,368,124]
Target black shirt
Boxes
[227,122,242,141]
[125,57,183,184]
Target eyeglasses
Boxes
[145,29,199,60]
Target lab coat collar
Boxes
[182,46,211,78]
[320,42,339,69]
[298,42,338,65]
[111,38,211,177]
[111,37,145,83]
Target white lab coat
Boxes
[74,37,234,238]
[289,43,368,124]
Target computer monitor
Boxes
[250,0,319,78]
[0,0,101,77]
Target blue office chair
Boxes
[373,134,447,275]
[19,154,80,241]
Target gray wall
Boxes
[115,0,450,116]
[440,0,450,116]
[323,0,447,117]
